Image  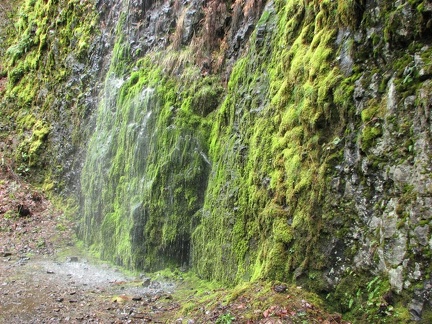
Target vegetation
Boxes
[1,0,431,322]
[0,0,98,186]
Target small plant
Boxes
[341,275,393,322]
[37,239,46,248]
[56,223,67,231]
[216,312,235,324]
[3,210,17,219]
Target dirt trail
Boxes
[0,253,180,323]
[0,169,181,323]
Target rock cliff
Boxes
[1,0,431,321]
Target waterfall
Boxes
[79,51,211,270]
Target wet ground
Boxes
[0,252,180,323]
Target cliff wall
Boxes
[1,0,431,321]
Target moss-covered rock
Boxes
[2,0,432,322]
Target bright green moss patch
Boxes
[361,125,383,151]
[1,0,98,182]
[192,0,349,286]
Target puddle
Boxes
[33,258,176,295]
[36,259,129,287]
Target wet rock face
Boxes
[3,0,432,320]
[349,75,431,270]
[48,0,233,194]
[320,2,432,318]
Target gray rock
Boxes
[382,199,397,239]
[273,284,287,293]
[409,299,423,321]
[389,164,411,188]
[412,263,421,280]
[142,278,151,287]
[67,256,79,262]
[384,233,407,267]
[389,266,403,293]
[150,281,161,289]
[336,28,354,76]
[413,225,430,246]
[387,78,397,113]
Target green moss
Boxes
[1,0,98,182]
[361,126,382,151]
[79,28,219,270]
[361,101,384,123]
[329,273,394,322]
[192,0,347,288]
[189,77,224,117]
[28,121,50,165]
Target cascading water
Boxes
[79,51,211,269]
[3,0,432,319]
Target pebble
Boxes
[142,278,151,287]
[67,256,79,262]
[273,284,287,293]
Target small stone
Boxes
[46,270,55,274]
[273,284,287,293]
[142,278,151,287]
[413,225,429,246]
[150,281,160,289]
[17,204,31,217]
[389,266,403,293]
[132,296,142,301]
[413,263,422,280]
[409,299,424,321]
[67,256,79,262]
[56,298,64,302]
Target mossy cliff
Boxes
[2,0,432,321]
[0,0,104,191]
